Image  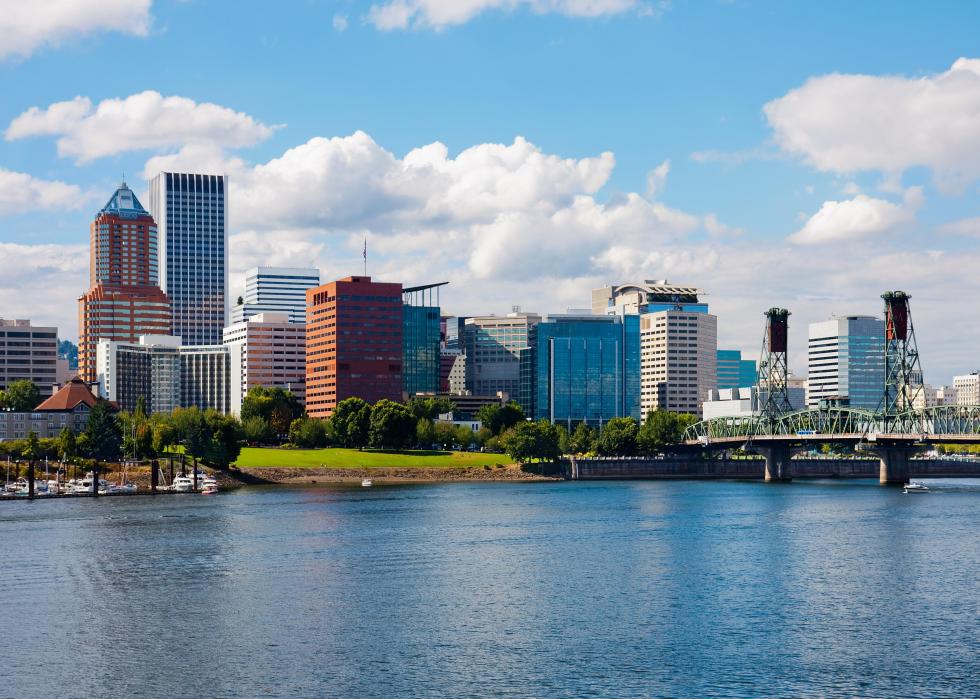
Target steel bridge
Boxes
[681,291,980,483]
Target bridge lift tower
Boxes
[754,308,794,481]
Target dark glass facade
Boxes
[403,304,441,396]
[520,315,640,427]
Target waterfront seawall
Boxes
[563,458,980,480]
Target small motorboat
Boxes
[361,478,373,487]
[108,482,138,494]
[201,483,219,495]
[171,475,195,492]
[904,480,929,494]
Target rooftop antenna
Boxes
[363,237,367,276]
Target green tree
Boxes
[473,426,492,447]
[476,401,525,435]
[453,425,474,449]
[240,387,303,441]
[119,403,153,460]
[637,410,698,454]
[242,416,274,445]
[416,418,436,448]
[288,417,329,448]
[330,397,372,448]
[5,379,41,412]
[200,411,243,468]
[82,400,122,461]
[501,420,561,463]
[433,421,455,450]
[171,407,208,464]
[57,426,77,464]
[596,417,639,456]
[369,399,417,449]
[569,422,597,454]
[151,415,178,455]
[407,396,456,420]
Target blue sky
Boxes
[2,0,980,381]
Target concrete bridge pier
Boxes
[872,445,913,485]
[752,445,794,482]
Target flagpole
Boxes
[363,238,367,276]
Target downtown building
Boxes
[716,349,757,390]
[223,312,307,407]
[78,183,171,383]
[97,335,241,415]
[807,316,884,410]
[148,172,228,346]
[592,281,709,316]
[639,310,718,417]
[462,312,541,398]
[0,319,60,397]
[518,314,640,428]
[231,266,320,325]
[953,372,980,406]
[0,377,101,441]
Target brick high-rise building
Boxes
[306,276,404,417]
[78,183,171,382]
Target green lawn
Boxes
[233,447,513,469]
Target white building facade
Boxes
[223,312,306,408]
[953,372,980,406]
[808,316,884,409]
[231,267,320,324]
[0,319,60,396]
[639,310,717,417]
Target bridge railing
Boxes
[684,405,980,443]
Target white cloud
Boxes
[333,14,349,31]
[937,216,980,238]
[645,159,669,197]
[0,242,88,339]
[368,0,644,30]
[764,58,980,192]
[0,0,152,60]
[6,91,278,163]
[0,168,88,214]
[789,189,921,245]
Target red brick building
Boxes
[78,183,171,382]
[305,276,403,417]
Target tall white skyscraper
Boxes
[231,267,320,324]
[148,172,229,346]
[639,310,717,417]
[807,316,884,410]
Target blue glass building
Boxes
[717,349,758,389]
[402,283,445,397]
[519,314,640,428]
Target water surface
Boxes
[1,480,978,697]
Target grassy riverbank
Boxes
[232,447,512,470]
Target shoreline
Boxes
[235,464,560,485]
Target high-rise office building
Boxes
[402,283,444,397]
[223,312,307,407]
[953,372,980,406]
[716,349,757,390]
[519,314,640,427]
[78,183,171,382]
[97,335,240,414]
[0,319,60,397]
[231,267,320,324]
[639,310,717,417]
[148,172,228,346]
[463,312,541,398]
[807,316,884,409]
[305,276,404,417]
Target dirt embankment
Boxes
[237,463,560,484]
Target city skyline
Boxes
[2,2,980,382]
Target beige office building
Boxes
[639,310,717,417]
[223,312,307,408]
[0,319,60,396]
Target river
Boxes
[1,480,978,697]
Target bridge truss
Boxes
[685,404,980,443]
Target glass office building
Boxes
[520,314,640,428]
[808,316,885,409]
[717,349,757,390]
[149,172,228,346]
[403,304,441,396]
[232,266,320,324]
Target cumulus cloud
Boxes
[645,159,670,197]
[333,14,349,31]
[0,0,152,60]
[0,169,89,214]
[0,242,88,338]
[6,91,278,163]
[764,58,980,192]
[937,216,980,238]
[368,0,644,30]
[789,188,922,245]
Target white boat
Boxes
[108,482,138,494]
[68,473,110,494]
[904,480,929,494]
[171,475,196,492]
[201,483,218,495]
[361,478,373,487]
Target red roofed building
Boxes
[0,377,103,440]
